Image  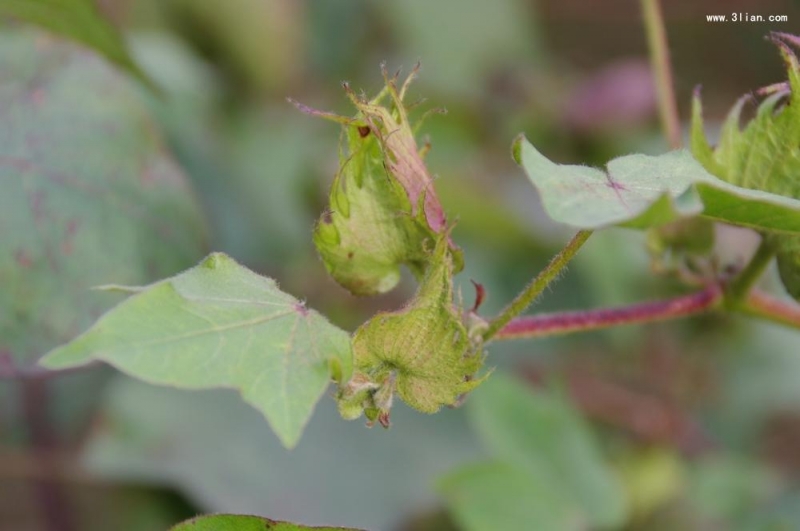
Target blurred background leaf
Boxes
[0,30,206,369]
[453,373,628,528]
[0,0,152,86]
[3,0,800,529]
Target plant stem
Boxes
[495,284,723,340]
[640,0,682,149]
[724,237,776,308]
[738,289,800,329]
[21,377,75,531]
[483,230,592,341]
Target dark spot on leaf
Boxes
[294,302,309,316]
[66,219,79,236]
[607,179,627,191]
[140,167,155,184]
[15,249,33,268]
[357,125,370,138]
[321,210,333,224]
[29,88,45,107]
[30,190,45,222]
[347,251,354,259]
[62,219,79,255]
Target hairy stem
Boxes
[640,0,682,149]
[483,230,592,341]
[495,284,723,340]
[724,237,776,307]
[739,289,800,329]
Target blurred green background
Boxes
[3,0,800,529]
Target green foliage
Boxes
[171,514,364,531]
[692,35,800,298]
[646,217,716,274]
[40,253,352,448]
[0,30,205,368]
[382,0,542,99]
[82,377,483,531]
[445,375,627,529]
[338,234,485,424]
[11,4,800,528]
[439,461,583,531]
[0,0,151,86]
[514,135,800,233]
[296,69,461,296]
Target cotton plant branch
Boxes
[492,280,800,342]
[739,289,800,329]
[495,284,724,340]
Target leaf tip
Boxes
[511,134,527,165]
[200,252,232,270]
[38,344,90,371]
[91,283,146,294]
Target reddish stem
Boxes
[496,284,723,340]
[21,377,76,531]
[740,289,800,328]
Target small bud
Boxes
[294,67,462,296]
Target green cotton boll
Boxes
[337,234,488,425]
[691,34,800,299]
[312,124,433,295]
[293,66,462,296]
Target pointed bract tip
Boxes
[770,32,800,49]
[201,252,232,270]
[511,134,526,165]
[469,280,486,313]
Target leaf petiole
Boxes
[482,230,592,342]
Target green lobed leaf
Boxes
[468,373,628,528]
[0,30,206,368]
[40,253,352,448]
[438,461,584,531]
[0,0,152,87]
[692,35,800,298]
[337,234,485,425]
[295,68,462,296]
[513,134,800,233]
[170,514,364,531]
